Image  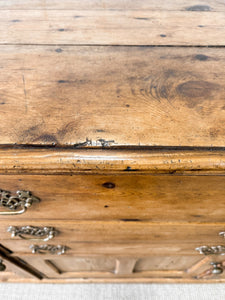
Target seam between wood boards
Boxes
[1,44,225,47]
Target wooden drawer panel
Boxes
[1,221,225,244]
[14,254,225,281]
[1,174,225,222]
[10,254,200,279]
[2,240,224,257]
[3,240,225,281]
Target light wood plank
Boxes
[2,241,218,257]
[1,46,225,146]
[0,10,225,45]
[0,149,224,174]
[1,220,225,243]
[1,173,225,222]
[0,0,223,11]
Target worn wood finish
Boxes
[1,10,225,45]
[20,255,200,279]
[1,47,225,146]
[2,241,218,257]
[10,253,225,281]
[0,245,44,279]
[0,260,25,281]
[0,1,223,11]
[2,174,225,222]
[1,149,225,174]
[1,220,225,244]
[1,0,225,284]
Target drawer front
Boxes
[1,221,225,244]
[0,174,225,222]
[2,250,201,279]
[3,240,225,257]
[11,254,225,281]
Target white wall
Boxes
[0,283,224,300]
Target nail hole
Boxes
[102,182,115,189]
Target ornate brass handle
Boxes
[0,259,6,272]
[195,245,225,255]
[30,244,68,255]
[0,190,40,215]
[7,226,58,242]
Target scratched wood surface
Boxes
[0,149,224,174]
[1,0,225,284]
[1,46,225,146]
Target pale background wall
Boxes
[0,283,225,300]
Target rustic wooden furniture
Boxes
[1,0,225,283]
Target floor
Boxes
[0,283,224,300]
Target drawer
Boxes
[1,221,225,245]
[7,252,225,281]
[1,174,225,222]
[3,240,225,281]
[3,240,225,257]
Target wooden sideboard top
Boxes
[0,0,224,147]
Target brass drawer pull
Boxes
[0,259,6,272]
[196,262,224,279]
[211,262,223,275]
[195,245,225,255]
[0,190,40,215]
[30,244,68,255]
[7,226,58,242]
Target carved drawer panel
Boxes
[1,174,225,223]
[2,241,225,282]
[12,254,225,281]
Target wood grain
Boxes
[1,220,225,243]
[1,0,225,284]
[1,46,225,146]
[2,241,215,257]
[1,173,225,222]
[19,255,199,279]
[0,0,223,11]
[7,252,224,281]
[1,10,225,45]
[0,149,225,174]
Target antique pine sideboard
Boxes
[0,0,225,283]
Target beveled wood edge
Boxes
[1,277,225,283]
[0,148,225,174]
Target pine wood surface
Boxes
[1,0,225,283]
[0,0,223,11]
[1,173,225,222]
[1,46,225,146]
[1,220,225,243]
[1,10,225,45]
[1,241,217,257]
[0,149,225,174]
